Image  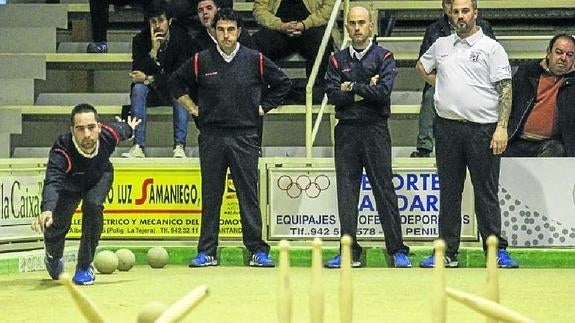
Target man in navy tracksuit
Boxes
[169,9,291,267]
[31,104,140,285]
[324,6,411,268]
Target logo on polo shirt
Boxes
[469,51,481,62]
[204,71,218,77]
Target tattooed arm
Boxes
[491,78,512,155]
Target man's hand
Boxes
[490,125,508,155]
[259,105,265,116]
[115,115,142,132]
[370,74,379,86]
[149,31,166,59]
[280,21,302,37]
[129,70,147,83]
[341,81,353,92]
[31,211,53,233]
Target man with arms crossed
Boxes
[324,6,411,268]
[416,0,518,268]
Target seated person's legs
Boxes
[411,86,436,157]
[253,28,291,61]
[172,99,189,158]
[87,0,110,53]
[122,83,148,158]
[538,139,565,157]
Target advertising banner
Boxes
[68,166,243,239]
[500,158,575,247]
[0,171,43,242]
[268,167,477,241]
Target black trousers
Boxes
[44,172,113,270]
[197,132,270,256]
[88,0,150,42]
[334,121,409,258]
[434,117,509,256]
[253,26,332,86]
[504,138,565,157]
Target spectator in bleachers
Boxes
[31,103,140,285]
[193,0,255,51]
[252,0,337,103]
[122,0,194,158]
[324,6,411,269]
[169,9,291,267]
[416,0,518,268]
[410,0,495,158]
[85,0,200,53]
[86,0,151,53]
[505,33,575,157]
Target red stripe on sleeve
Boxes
[53,148,72,173]
[101,124,121,144]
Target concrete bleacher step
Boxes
[11,145,420,159]
[0,3,67,28]
[58,42,132,53]
[35,93,130,106]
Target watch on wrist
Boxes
[143,76,150,85]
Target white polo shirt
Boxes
[419,27,511,123]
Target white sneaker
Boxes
[121,145,145,158]
[173,144,186,158]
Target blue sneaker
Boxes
[249,252,275,267]
[189,252,218,267]
[496,249,519,268]
[72,265,96,285]
[86,41,108,53]
[419,254,459,268]
[44,255,64,280]
[324,254,363,269]
[393,252,412,268]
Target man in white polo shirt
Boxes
[415,0,518,268]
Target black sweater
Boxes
[169,46,291,134]
[41,122,133,212]
[325,45,396,123]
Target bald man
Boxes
[324,6,411,269]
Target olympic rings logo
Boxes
[277,174,331,199]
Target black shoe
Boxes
[410,149,431,158]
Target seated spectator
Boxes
[85,0,199,53]
[505,33,575,157]
[193,0,255,51]
[252,0,338,102]
[122,0,194,158]
[410,0,496,158]
[86,0,150,53]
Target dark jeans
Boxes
[197,131,270,256]
[334,121,409,258]
[434,117,509,256]
[415,85,436,152]
[504,138,565,157]
[130,83,189,147]
[44,172,113,270]
[253,26,332,87]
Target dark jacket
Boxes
[131,22,194,101]
[192,28,256,53]
[169,45,291,133]
[41,122,133,212]
[325,44,396,123]
[508,60,575,156]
